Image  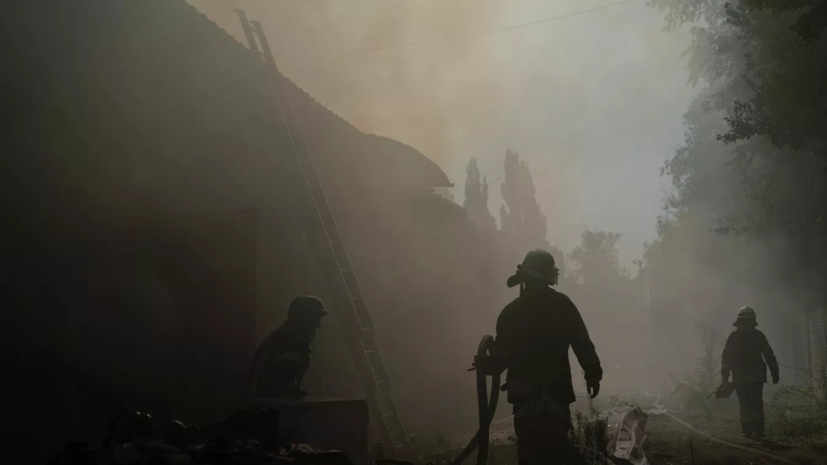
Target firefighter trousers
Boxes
[735,382,764,437]
[513,397,574,465]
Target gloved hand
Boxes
[470,355,494,375]
[587,380,600,399]
[772,374,780,384]
[469,355,482,371]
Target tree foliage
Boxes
[648,0,827,290]
[499,149,549,250]
[462,158,496,230]
[740,0,827,43]
[568,229,632,293]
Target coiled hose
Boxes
[449,335,500,465]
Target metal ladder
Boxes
[235,10,410,458]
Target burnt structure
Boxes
[4,1,506,462]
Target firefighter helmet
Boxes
[507,249,560,287]
[733,306,757,327]
[288,296,328,320]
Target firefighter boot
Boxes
[741,422,754,439]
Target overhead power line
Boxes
[358,0,635,53]
[485,0,634,34]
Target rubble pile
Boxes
[50,408,354,465]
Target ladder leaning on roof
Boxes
[234,10,410,459]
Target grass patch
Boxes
[766,363,827,439]
[669,326,725,419]
[379,328,827,464]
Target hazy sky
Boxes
[190,0,697,268]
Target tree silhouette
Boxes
[650,0,827,288]
[500,149,549,249]
[568,229,631,291]
[462,158,496,230]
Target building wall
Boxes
[804,308,827,385]
[4,1,497,459]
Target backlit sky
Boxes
[190,0,697,268]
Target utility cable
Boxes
[285,0,641,79]
[641,393,798,464]
[662,412,797,464]
[359,0,635,53]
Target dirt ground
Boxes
[643,413,827,465]
[409,407,827,465]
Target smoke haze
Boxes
[10,1,823,462]
[189,0,697,265]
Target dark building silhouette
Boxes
[4,1,509,461]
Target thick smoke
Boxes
[8,1,818,462]
[189,0,696,260]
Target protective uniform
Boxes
[247,296,328,400]
[721,306,779,439]
[493,250,603,465]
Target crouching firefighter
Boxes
[244,296,328,403]
[721,306,779,440]
[475,250,603,465]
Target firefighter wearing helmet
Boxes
[720,306,779,439]
[481,249,603,465]
[245,296,329,401]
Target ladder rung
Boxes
[252,18,410,453]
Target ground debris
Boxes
[49,408,354,465]
[590,406,650,465]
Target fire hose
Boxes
[375,336,499,465]
[449,335,500,465]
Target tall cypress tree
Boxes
[463,158,496,230]
[500,150,521,237]
[500,149,549,249]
